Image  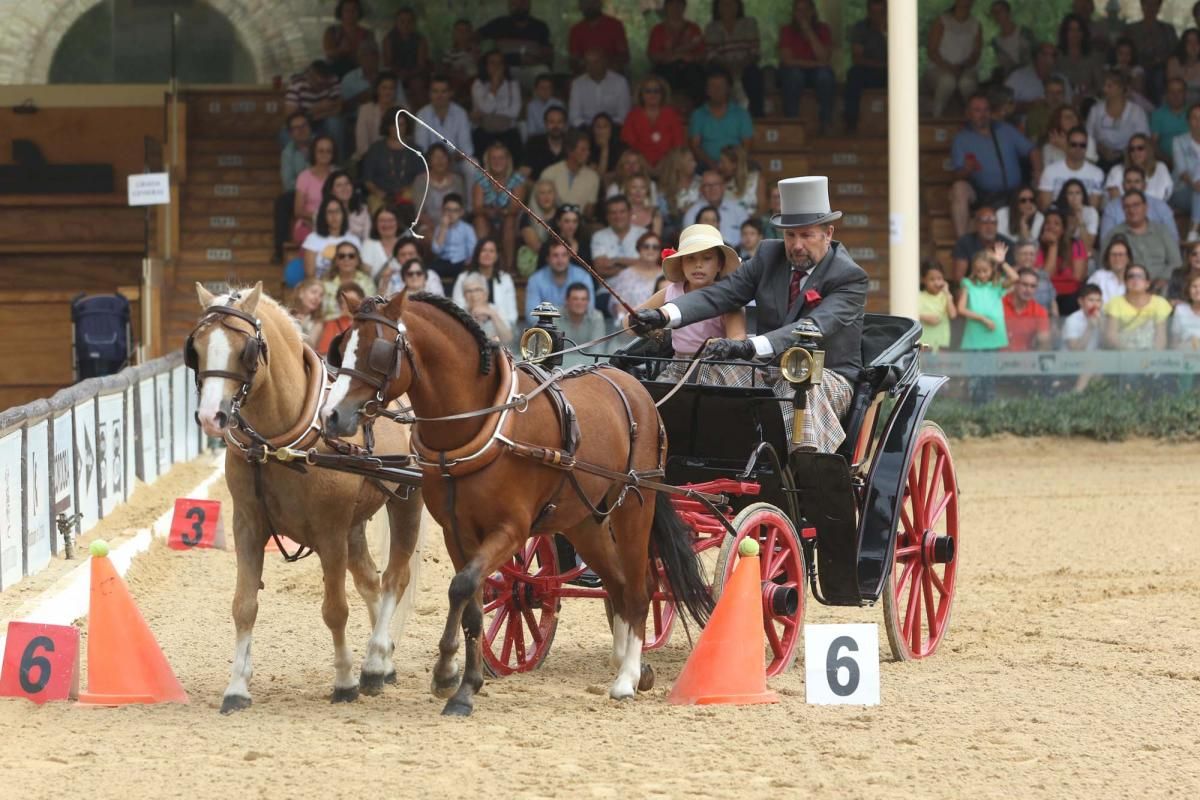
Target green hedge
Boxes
[927,381,1200,441]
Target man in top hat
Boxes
[632,176,868,453]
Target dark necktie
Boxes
[788,268,808,307]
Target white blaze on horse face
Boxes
[197,327,234,436]
[322,330,359,422]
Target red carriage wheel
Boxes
[713,503,805,677]
[882,422,960,661]
[482,534,561,677]
[603,558,678,650]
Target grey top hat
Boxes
[770,176,843,228]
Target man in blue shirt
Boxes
[949,92,1041,238]
[1099,166,1179,240]
[524,240,595,319]
[430,194,477,281]
[1151,77,1189,162]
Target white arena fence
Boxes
[0,353,208,592]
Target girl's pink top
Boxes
[666,280,726,356]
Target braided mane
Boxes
[404,292,497,375]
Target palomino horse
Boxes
[189,282,424,712]
[320,291,712,716]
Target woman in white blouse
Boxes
[354,71,405,161]
[1104,133,1173,202]
[451,237,517,329]
[470,49,522,165]
[1085,70,1150,171]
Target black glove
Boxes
[629,308,668,336]
[702,338,757,361]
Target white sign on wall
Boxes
[138,378,158,484]
[51,412,75,550]
[73,400,99,534]
[171,365,187,464]
[24,421,51,576]
[98,394,125,516]
[127,172,170,206]
[154,373,172,476]
[0,429,24,591]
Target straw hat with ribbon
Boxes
[661,224,742,284]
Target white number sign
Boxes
[804,624,880,706]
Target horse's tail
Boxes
[649,492,714,627]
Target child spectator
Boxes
[524,74,564,139]
[778,0,836,131]
[1172,272,1200,347]
[1003,267,1052,351]
[958,244,1018,351]
[918,262,956,352]
[1062,283,1104,350]
[739,218,763,260]
[1103,263,1171,349]
[316,282,365,356]
[430,193,477,281]
[621,76,686,168]
[288,278,326,348]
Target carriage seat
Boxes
[836,314,923,462]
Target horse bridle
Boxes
[326,298,416,419]
[184,295,270,414]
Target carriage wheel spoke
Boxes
[929,567,948,599]
[904,565,922,646]
[895,544,920,559]
[908,465,924,527]
[511,612,527,664]
[763,524,778,572]
[928,488,953,530]
[924,450,946,520]
[764,616,783,656]
[522,607,543,645]
[483,595,506,613]
[922,570,937,648]
[897,557,917,592]
[500,611,516,664]
[899,497,915,538]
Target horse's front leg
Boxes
[221,508,266,714]
[318,542,359,703]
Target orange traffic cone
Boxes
[668,538,779,705]
[77,540,189,706]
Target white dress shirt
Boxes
[415,102,474,156]
[568,70,632,127]
[682,198,749,246]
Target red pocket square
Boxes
[804,288,822,305]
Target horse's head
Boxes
[321,290,411,436]
[187,281,268,438]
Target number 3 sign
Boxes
[168,498,226,550]
[0,622,80,704]
[804,624,881,705]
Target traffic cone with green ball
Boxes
[668,537,779,705]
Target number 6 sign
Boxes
[804,624,881,705]
[0,622,80,704]
[168,498,226,550]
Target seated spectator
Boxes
[430,193,477,281]
[689,67,753,172]
[696,205,722,229]
[958,246,1018,351]
[997,186,1045,242]
[517,179,561,276]
[380,237,443,297]
[1012,238,1058,318]
[471,142,527,270]
[284,61,345,152]
[541,131,600,218]
[952,205,1016,282]
[717,145,763,214]
[1004,267,1053,350]
[1102,263,1171,349]
[761,183,783,239]
[322,170,371,241]
[341,39,389,115]
[621,76,686,168]
[361,205,404,277]
[560,282,607,365]
[918,262,957,352]
[524,239,596,318]
[398,258,433,296]
[924,0,982,118]
[1102,189,1182,285]
[1152,77,1190,161]
[460,272,513,345]
[1077,0,1119,53]
[1167,240,1200,302]
[658,147,701,225]
[470,49,523,161]
[362,109,424,212]
[950,92,1039,238]
[316,282,366,356]
[276,112,312,262]
[452,237,518,329]
[648,0,707,109]
[1055,13,1104,100]
[1086,71,1150,170]
[1124,0,1179,102]
[739,218,763,260]
[1061,283,1104,350]
[1100,165,1179,240]
[416,75,474,177]
[683,170,748,246]
[605,150,659,200]
[477,0,554,90]
[354,72,403,160]
[625,175,663,237]
[1024,77,1069,145]
[778,0,835,130]
[381,7,431,101]
[323,0,374,77]
[843,0,887,133]
[569,0,630,74]
[569,50,632,129]
[441,19,480,101]
[1006,43,1068,110]
[1106,133,1173,203]
[524,74,564,139]
[293,134,337,244]
[523,105,568,179]
[551,204,592,268]
[706,0,764,118]
[606,230,664,320]
[1038,127,1105,208]
[1091,235,1131,304]
[1055,178,1099,252]
[592,195,648,278]
[1172,272,1200,346]
[1037,207,1088,314]
[1171,102,1200,241]
[1110,36,1154,113]
[1041,104,1096,166]
[304,197,363,280]
[288,278,326,348]
[589,112,626,185]
[990,1,1036,80]
[410,143,466,239]
[321,241,376,317]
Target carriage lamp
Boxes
[520,302,565,367]
[780,319,826,447]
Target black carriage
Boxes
[481,313,960,677]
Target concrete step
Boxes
[760,155,810,183]
[179,247,275,265]
[751,119,807,152]
[189,151,279,170]
[182,230,275,248]
[188,167,280,185]
[181,214,274,234]
[183,196,275,216]
[184,182,278,200]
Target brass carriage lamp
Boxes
[779,319,825,447]
[520,302,565,367]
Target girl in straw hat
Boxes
[637,223,746,384]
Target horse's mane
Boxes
[406,292,496,375]
[216,287,302,349]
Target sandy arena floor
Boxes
[0,438,1198,799]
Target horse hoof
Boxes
[638,663,656,692]
[441,699,474,717]
[431,671,462,699]
[220,694,252,715]
[331,685,360,704]
[384,670,397,685]
[359,672,386,696]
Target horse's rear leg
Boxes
[221,509,266,714]
[607,501,654,700]
[360,493,423,694]
[318,543,358,703]
[564,517,627,669]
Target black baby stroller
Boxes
[71,293,132,380]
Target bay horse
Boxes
[188,282,424,712]
[320,291,712,716]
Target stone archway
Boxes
[7,0,311,85]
